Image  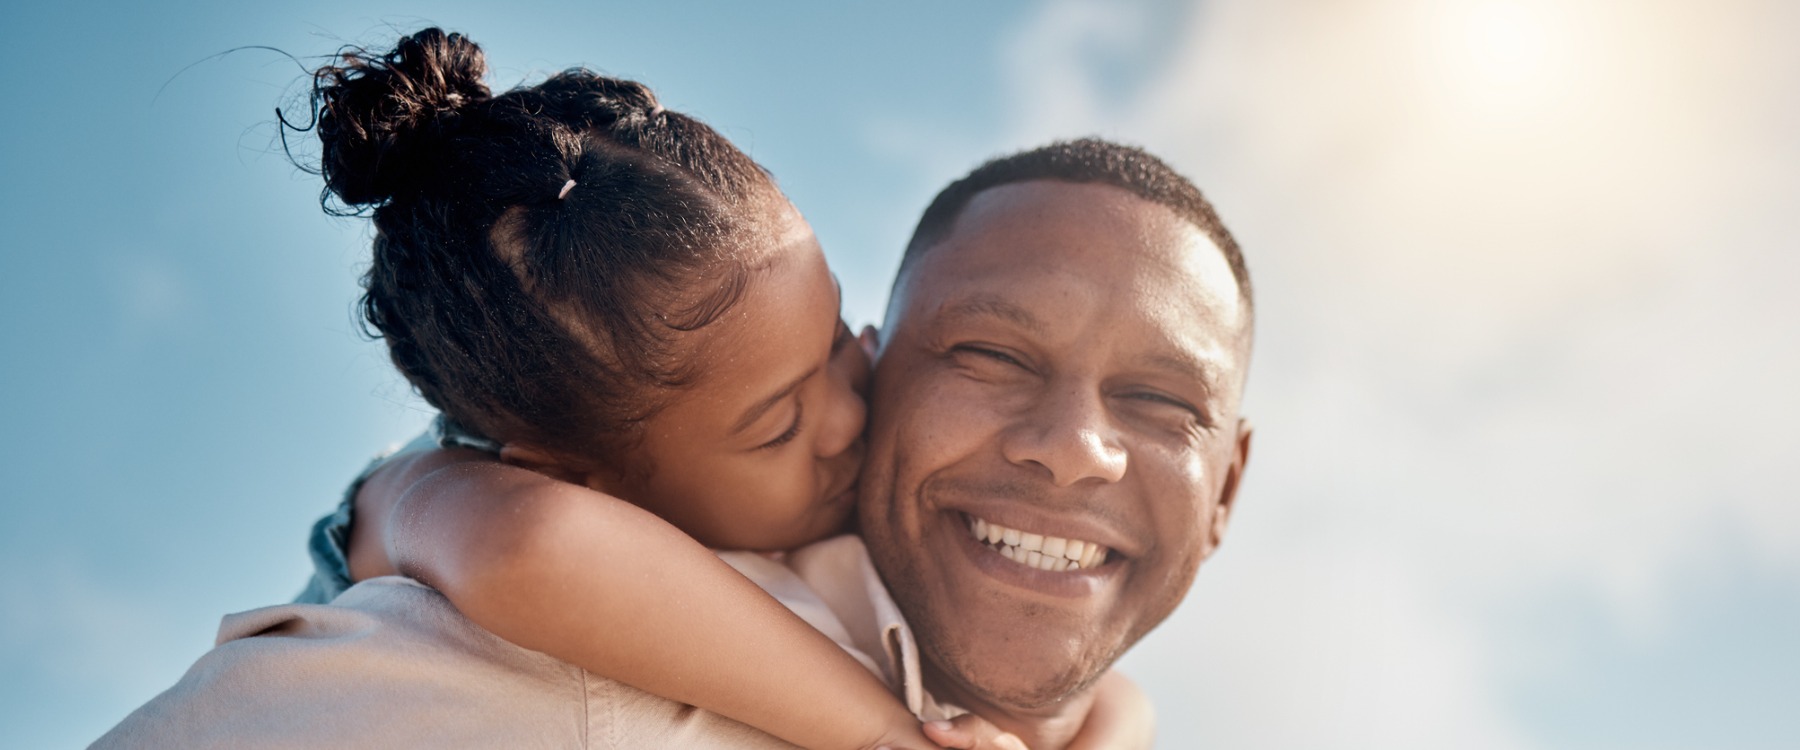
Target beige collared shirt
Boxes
[92,535,960,749]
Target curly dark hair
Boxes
[295,28,776,465]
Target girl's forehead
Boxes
[662,236,839,410]
[729,191,814,264]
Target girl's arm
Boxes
[354,450,936,750]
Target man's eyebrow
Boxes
[1142,350,1221,396]
[731,368,817,436]
[936,294,1045,334]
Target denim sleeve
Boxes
[293,430,446,604]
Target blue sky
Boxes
[3,1,1797,748]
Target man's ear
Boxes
[859,324,881,361]
[497,443,589,486]
[1208,418,1253,553]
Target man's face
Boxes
[859,181,1252,711]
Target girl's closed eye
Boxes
[757,404,804,450]
[748,320,846,453]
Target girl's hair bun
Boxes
[313,28,491,207]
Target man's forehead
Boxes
[894,181,1248,341]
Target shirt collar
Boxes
[784,535,968,721]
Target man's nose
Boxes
[999,383,1127,486]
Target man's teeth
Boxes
[967,516,1109,572]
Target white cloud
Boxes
[1120,540,1533,749]
[980,0,1800,745]
[996,0,1150,146]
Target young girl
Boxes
[293,28,1148,750]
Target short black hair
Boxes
[899,138,1250,310]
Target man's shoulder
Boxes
[322,578,799,748]
[95,577,801,749]
[95,578,589,748]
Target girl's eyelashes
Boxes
[757,404,805,450]
[758,321,842,453]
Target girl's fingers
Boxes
[922,716,1030,750]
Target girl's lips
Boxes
[825,484,856,509]
[821,469,859,508]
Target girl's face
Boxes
[599,201,869,550]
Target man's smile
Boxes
[963,513,1111,571]
[931,502,1139,601]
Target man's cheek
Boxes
[926,375,1014,434]
[890,383,979,455]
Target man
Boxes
[859,138,1253,748]
[94,138,1252,749]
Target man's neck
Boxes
[922,660,1098,750]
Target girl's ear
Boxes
[497,443,588,486]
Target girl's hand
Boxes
[922,716,1030,750]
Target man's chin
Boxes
[862,480,1129,711]
[907,562,1120,711]
[899,510,1132,707]
[919,631,1114,713]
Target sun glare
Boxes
[1424,0,1575,114]
[1463,2,1550,86]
